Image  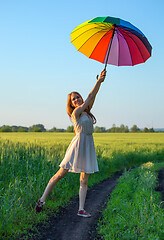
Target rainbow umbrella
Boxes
[71,16,152,70]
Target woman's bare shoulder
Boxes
[72,108,83,121]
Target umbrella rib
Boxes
[71,23,113,44]
[126,31,146,62]
[71,28,108,45]
[79,29,114,58]
[72,22,113,34]
[116,28,133,65]
[131,38,145,63]
[114,29,119,66]
[118,27,147,63]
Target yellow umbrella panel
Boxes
[71,22,114,63]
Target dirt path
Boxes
[29,171,122,240]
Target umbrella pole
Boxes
[104,27,116,71]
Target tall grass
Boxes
[0,133,164,239]
[98,162,164,239]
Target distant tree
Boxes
[149,128,155,132]
[0,125,12,132]
[94,126,106,133]
[33,127,42,132]
[108,124,129,133]
[49,127,65,132]
[49,127,57,132]
[36,124,46,131]
[106,128,111,133]
[94,126,101,133]
[143,127,149,133]
[119,124,129,133]
[11,126,28,132]
[55,128,65,132]
[124,125,129,133]
[94,126,100,133]
[101,127,106,133]
[111,124,117,133]
[18,127,27,132]
[28,126,32,132]
[131,125,140,133]
[11,126,18,132]
[66,125,74,132]
[29,124,46,132]
[120,124,125,132]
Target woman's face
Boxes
[71,93,83,108]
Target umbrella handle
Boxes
[104,26,116,70]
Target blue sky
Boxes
[0,0,164,129]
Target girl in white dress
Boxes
[36,69,106,217]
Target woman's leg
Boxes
[40,168,69,202]
[79,172,90,211]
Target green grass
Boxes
[0,133,164,239]
[98,162,164,240]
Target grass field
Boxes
[0,133,164,239]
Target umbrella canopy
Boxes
[71,16,152,69]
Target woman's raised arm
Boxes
[74,69,106,118]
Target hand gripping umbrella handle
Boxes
[96,68,106,80]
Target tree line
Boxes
[94,124,155,133]
[0,124,156,133]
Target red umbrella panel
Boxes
[71,16,152,68]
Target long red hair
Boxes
[67,91,96,124]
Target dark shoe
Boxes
[35,199,45,213]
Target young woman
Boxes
[36,69,106,217]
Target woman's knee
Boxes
[57,168,68,180]
[80,173,89,187]
[49,168,68,183]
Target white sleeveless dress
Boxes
[59,112,99,173]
